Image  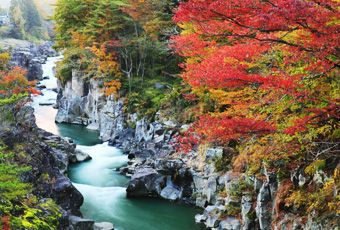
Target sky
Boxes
[0,0,11,9]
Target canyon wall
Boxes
[55,72,336,230]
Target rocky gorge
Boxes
[0,39,57,81]
[54,70,338,230]
[1,40,335,230]
[0,102,105,229]
[0,44,119,229]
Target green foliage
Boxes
[227,178,253,197]
[54,0,182,117]
[214,156,232,172]
[56,48,94,85]
[0,163,31,200]
[305,160,326,175]
[9,0,48,40]
[286,169,339,217]
[54,0,127,49]
[0,93,27,106]
[0,144,62,229]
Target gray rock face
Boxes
[0,105,84,228]
[55,75,127,143]
[241,195,253,230]
[203,205,221,228]
[126,167,165,198]
[7,42,56,81]
[219,217,241,230]
[205,147,223,161]
[69,215,94,230]
[69,149,92,163]
[206,176,218,204]
[160,176,182,201]
[255,182,272,230]
[255,171,277,230]
[55,72,89,124]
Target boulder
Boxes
[219,217,241,230]
[53,176,84,213]
[160,185,182,200]
[126,167,165,198]
[195,214,206,223]
[69,215,94,230]
[160,177,182,201]
[205,147,223,161]
[70,149,92,163]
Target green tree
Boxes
[9,0,47,40]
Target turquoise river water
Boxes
[32,56,201,230]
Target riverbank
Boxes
[54,63,338,230]
[33,55,201,230]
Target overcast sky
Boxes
[0,0,11,9]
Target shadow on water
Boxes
[56,123,101,146]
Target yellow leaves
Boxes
[71,31,91,49]
[285,190,307,209]
[104,80,121,97]
[305,160,326,175]
[178,22,198,35]
[89,45,121,77]
[285,166,340,216]
[0,52,10,70]
[212,88,256,104]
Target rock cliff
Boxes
[56,71,337,230]
[0,103,84,229]
[2,39,57,81]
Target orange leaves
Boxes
[0,67,39,97]
[0,52,11,70]
[71,31,91,49]
[104,80,121,97]
[90,44,121,77]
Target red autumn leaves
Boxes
[172,0,339,150]
[0,67,40,96]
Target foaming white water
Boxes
[70,142,128,187]
[32,54,200,230]
[73,183,129,229]
[73,183,126,201]
[40,55,63,89]
[77,142,123,158]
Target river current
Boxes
[32,56,200,230]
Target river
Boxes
[32,56,201,230]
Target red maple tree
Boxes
[172,0,339,149]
